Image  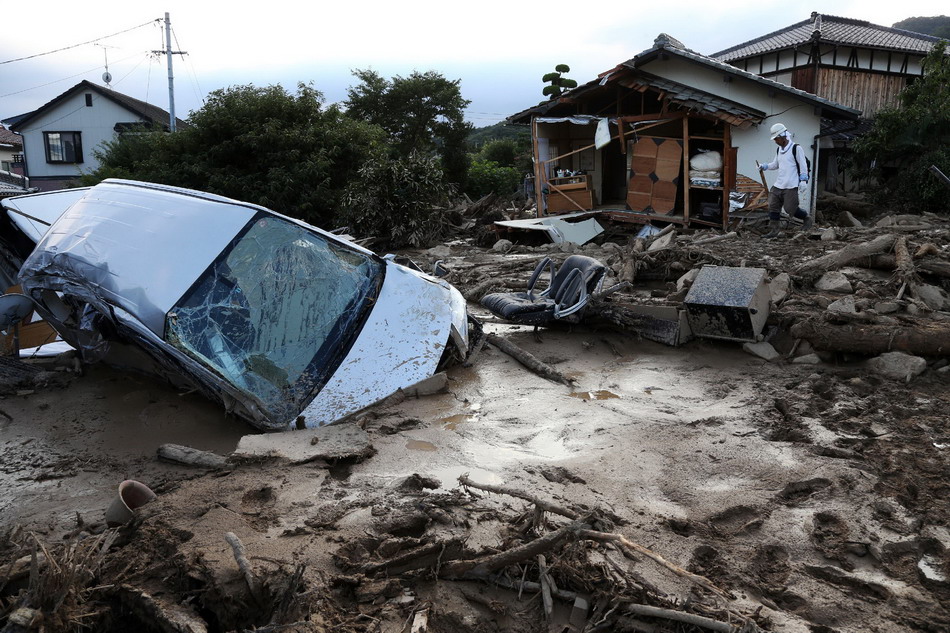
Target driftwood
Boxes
[459,475,727,598]
[579,530,729,598]
[692,231,738,247]
[791,318,950,355]
[224,532,265,606]
[115,584,209,633]
[623,604,752,633]
[486,334,574,386]
[817,192,875,218]
[459,474,579,520]
[439,521,586,579]
[795,234,897,274]
[861,255,950,280]
[157,444,228,469]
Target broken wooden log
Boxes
[692,231,738,247]
[861,255,950,280]
[623,604,753,633]
[157,444,228,469]
[538,555,554,621]
[579,530,729,598]
[115,584,209,633]
[485,334,574,386]
[795,234,897,275]
[440,521,586,579]
[790,318,950,355]
[224,532,265,606]
[459,474,580,519]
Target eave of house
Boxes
[508,66,766,128]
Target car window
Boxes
[166,216,382,421]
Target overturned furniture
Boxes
[481,255,607,326]
[683,266,770,342]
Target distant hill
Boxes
[468,121,529,148]
[893,15,950,39]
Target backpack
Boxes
[777,143,811,180]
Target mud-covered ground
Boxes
[2,215,950,633]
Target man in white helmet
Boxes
[758,123,813,238]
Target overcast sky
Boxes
[2,1,946,128]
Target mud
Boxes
[2,240,950,632]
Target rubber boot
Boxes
[764,219,782,239]
[800,214,814,232]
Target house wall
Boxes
[0,144,17,173]
[640,56,821,210]
[732,46,924,116]
[17,89,146,185]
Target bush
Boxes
[466,159,521,199]
[339,152,455,248]
[82,83,385,228]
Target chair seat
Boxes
[481,292,557,325]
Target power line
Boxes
[0,19,159,65]
[0,52,145,98]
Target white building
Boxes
[7,80,182,191]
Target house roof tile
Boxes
[0,127,22,148]
[713,13,942,61]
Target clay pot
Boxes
[104,480,157,527]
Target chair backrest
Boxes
[550,255,606,296]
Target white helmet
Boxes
[769,123,788,139]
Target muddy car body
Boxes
[17,179,472,430]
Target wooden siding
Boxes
[815,68,907,115]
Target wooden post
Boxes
[682,115,690,223]
[532,117,543,217]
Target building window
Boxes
[43,132,83,164]
[85,94,93,107]
[1,161,11,172]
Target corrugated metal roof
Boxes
[713,13,942,61]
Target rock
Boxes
[558,241,578,253]
[912,284,948,311]
[827,296,857,314]
[875,301,900,314]
[820,228,837,241]
[815,271,853,294]
[492,239,513,253]
[426,245,452,259]
[676,268,700,292]
[769,273,791,305]
[837,211,863,228]
[233,424,374,464]
[742,341,780,361]
[792,353,822,364]
[866,352,927,381]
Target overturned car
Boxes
[15,179,476,430]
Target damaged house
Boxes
[508,34,859,229]
[710,13,946,192]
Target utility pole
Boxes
[152,13,186,132]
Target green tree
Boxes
[83,83,385,228]
[345,69,473,187]
[466,159,521,199]
[852,41,950,213]
[892,15,950,39]
[339,152,455,248]
[542,64,578,98]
